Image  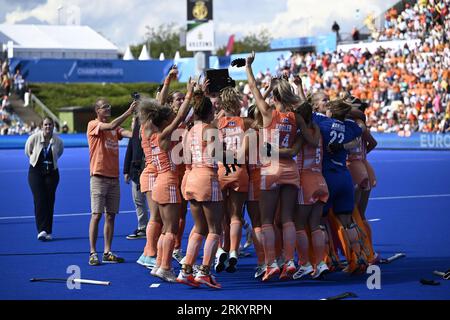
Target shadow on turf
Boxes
[203,255,450,291]
[0,250,143,257]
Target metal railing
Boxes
[30,94,61,129]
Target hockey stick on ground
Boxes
[433,269,450,280]
[30,278,111,286]
[320,292,358,300]
[379,252,405,264]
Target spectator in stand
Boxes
[61,121,69,134]
[1,70,11,96]
[332,21,341,42]
[441,101,450,132]
[13,69,26,98]
[352,27,360,42]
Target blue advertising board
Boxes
[270,33,336,53]
[10,58,175,83]
[1,133,449,150]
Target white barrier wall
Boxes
[337,39,421,53]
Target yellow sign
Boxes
[193,1,208,20]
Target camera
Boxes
[131,92,140,100]
[204,68,236,93]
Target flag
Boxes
[225,34,235,56]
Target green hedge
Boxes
[28,82,187,129]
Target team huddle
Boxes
[119,52,379,289]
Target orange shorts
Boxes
[152,171,182,204]
[139,169,157,193]
[347,160,370,191]
[178,164,186,185]
[180,167,191,200]
[298,170,329,205]
[248,167,261,201]
[218,163,249,192]
[260,159,300,190]
[364,160,377,188]
[184,167,223,202]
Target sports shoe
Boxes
[194,270,222,289]
[126,229,146,240]
[254,264,266,278]
[172,248,185,264]
[192,264,201,275]
[226,250,238,273]
[262,261,280,281]
[89,252,101,266]
[214,248,228,273]
[177,270,200,287]
[150,265,160,277]
[156,268,177,283]
[45,234,52,241]
[312,261,329,279]
[102,252,125,264]
[293,263,314,280]
[136,254,147,266]
[276,256,285,269]
[279,259,296,280]
[144,256,157,268]
[37,231,47,241]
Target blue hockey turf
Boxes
[1,148,449,300]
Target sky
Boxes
[0,0,399,54]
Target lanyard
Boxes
[43,143,52,159]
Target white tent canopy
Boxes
[123,46,134,60]
[138,45,150,60]
[0,24,119,59]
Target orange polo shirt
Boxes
[87,119,124,178]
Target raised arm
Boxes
[97,101,138,131]
[262,77,276,101]
[158,66,178,106]
[293,75,306,101]
[160,77,196,143]
[296,113,320,147]
[245,51,272,121]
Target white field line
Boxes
[1,195,449,221]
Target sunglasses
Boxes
[98,104,112,110]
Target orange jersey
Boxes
[297,129,323,173]
[140,127,157,174]
[263,110,297,149]
[150,133,177,174]
[218,116,246,155]
[247,126,262,171]
[186,122,218,169]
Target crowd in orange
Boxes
[247,0,450,134]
